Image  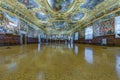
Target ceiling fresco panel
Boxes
[72,12,84,21]
[47,0,74,12]
[106,4,119,13]
[35,12,48,21]
[80,0,104,10]
[18,0,39,9]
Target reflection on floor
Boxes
[0,44,120,80]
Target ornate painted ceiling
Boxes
[0,0,119,34]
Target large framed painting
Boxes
[100,18,114,35]
[0,12,19,34]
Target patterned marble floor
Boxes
[0,44,120,80]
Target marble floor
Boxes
[0,43,120,80]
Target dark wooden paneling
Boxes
[0,34,20,46]
[74,35,120,46]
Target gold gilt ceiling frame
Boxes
[0,0,120,34]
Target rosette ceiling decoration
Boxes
[0,0,119,34]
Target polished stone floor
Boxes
[0,43,120,80]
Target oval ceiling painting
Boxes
[47,0,74,12]
[35,12,48,21]
[72,12,84,21]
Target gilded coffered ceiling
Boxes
[0,0,119,34]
